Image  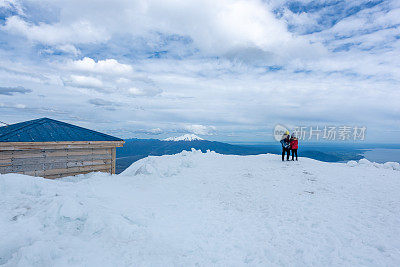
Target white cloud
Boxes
[59,59,161,96]
[127,86,161,97]
[1,0,323,63]
[63,75,103,88]
[146,0,324,60]
[128,87,145,96]
[57,44,80,56]
[69,57,133,75]
[185,124,217,135]
[2,16,108,45]
[134,128,163,135]
[147,0,294,55]
[14,103,26,109]
[88,98,117,107]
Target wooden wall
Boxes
[0,141,124,179]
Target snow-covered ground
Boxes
[1,150,399,266]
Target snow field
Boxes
[0,149,399,266]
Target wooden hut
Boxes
[0,118,124,179]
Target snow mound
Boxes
[1,151,400,266]
[164,134,204,141]
[347,158,400,171]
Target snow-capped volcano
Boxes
[164,134,204,141]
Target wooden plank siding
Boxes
[21,164,112,179]
[0,158,112,173]
[0,148,112,160]
[44,168,111,179]
[0,158,11,166]
[0,141,124,178]
[0,141,124,151]
[111,147,116,174]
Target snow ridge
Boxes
[164,134,204,141]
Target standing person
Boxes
[290,134,298,161]
[280,131,291,161]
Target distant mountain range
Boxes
[116,135,364,173]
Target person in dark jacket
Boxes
[280,132,291,161]
[290,134,298,161]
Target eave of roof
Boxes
[0,118,123,142]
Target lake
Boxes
[362,148,400,163]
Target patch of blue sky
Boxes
[282,0,386,35]
[147,51,168,59]
[285,0,343,14]
[266,65,283,72]
[326,70,362,78]
[76,33,196,62]
[293,69,312,74]
[361,43,394,52]
[366,25,399,36]
[0,6,19,24]
[157,33,192,45]
[15,1,60,24]
[325,27,399,51]
[145,32,196,59]
[0,32,27,53]
[287,0,384,17]
[75,36,148,62]
[33,44,74,59]
[332,43,358,52]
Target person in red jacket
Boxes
[290,134,298,161]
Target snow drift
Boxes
[1,150,399,266]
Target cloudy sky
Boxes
[0,0,399,142]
